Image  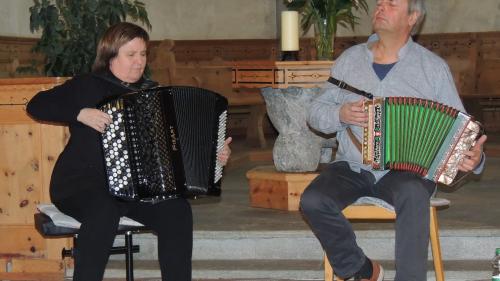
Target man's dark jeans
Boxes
[300,161,435,281]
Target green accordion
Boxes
[362,97,482,185]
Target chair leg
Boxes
[324,253,333,281]
[429,206,445,281]
[125,231,134,281]
[324,253,345,281]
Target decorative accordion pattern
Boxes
[362,97,482,185]
[99,86,228,202]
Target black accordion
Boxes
[362,97,482,185]
[99,86,228,202]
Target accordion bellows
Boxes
[362,97,481,185]
[99,86,228,202]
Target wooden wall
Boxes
[0,78,70,277]
[2,32,500,134]
[3,32,498,96]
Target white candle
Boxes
[281,11,299,51]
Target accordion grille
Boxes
[170,87,227,192]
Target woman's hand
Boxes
[77,108,112,133]
[458,134,487,172]
[218,137,232,166]
[339,99,368,127]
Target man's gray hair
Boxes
[408,0,426,35]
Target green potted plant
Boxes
[284,0,368,60]
[29,0,151,76]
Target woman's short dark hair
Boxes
[92,22,149,73]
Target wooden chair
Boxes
[324,197,449,281]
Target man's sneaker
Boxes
[358,260,384,281]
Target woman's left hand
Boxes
[218,137,232,166]
[459,135,487,172]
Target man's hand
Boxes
[77,108,112,133]
[339,99,368,127]
[459,134,487,172]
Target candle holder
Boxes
[281,51,299,61]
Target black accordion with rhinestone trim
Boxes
[99,86,228,202]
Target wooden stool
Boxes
[324,197,449,281]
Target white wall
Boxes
[142,0,276,40]
[335,0,500,36]
[1,0,499,40]
[0,0,36,37]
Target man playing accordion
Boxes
[300,0,487,280]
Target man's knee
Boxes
[300,185,340,217]
[395,177,434,209]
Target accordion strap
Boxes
[346,127,362,153]
[328,77,374,100]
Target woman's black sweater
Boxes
[27,71,157,202]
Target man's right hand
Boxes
[77,108,112,133]
[339,99,368,127]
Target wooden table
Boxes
[229,60,333,89]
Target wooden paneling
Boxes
[0,77,71,272]
[0,124,42,225]
[477,32,500,95]
[0,225,46,257]
[0,37,42,78]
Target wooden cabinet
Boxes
[0,77,70,276]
